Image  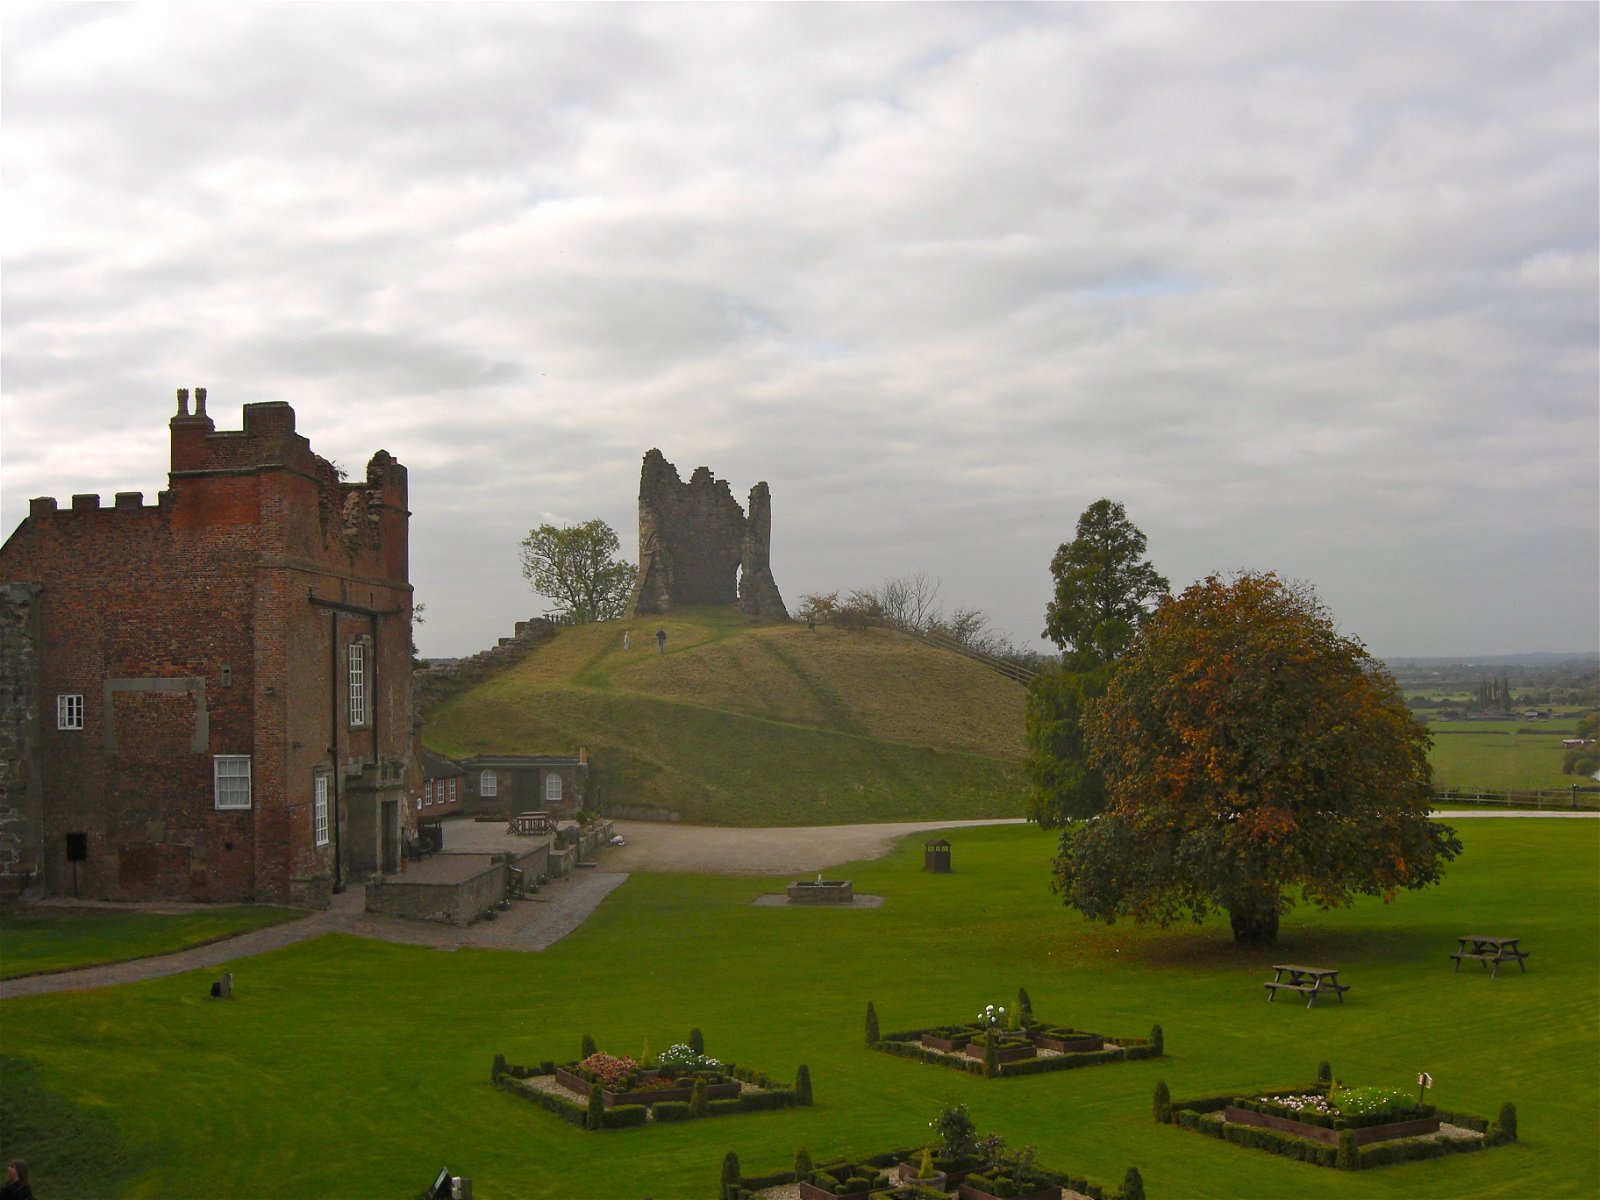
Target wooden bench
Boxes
[404,832,437,862]
[1264,965,1349,1008]
[507,811,556,836]
[1450,936,1528,978]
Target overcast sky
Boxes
[3,2,1596,660]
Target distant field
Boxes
[425,609,1026,825]
[1425,720,1591,792]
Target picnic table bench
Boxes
[1450,936,1528,978]
[1264,964,1349,1009]
[506,811,556,836]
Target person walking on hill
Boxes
[655,627,667,654]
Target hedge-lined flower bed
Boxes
[1158,1074,1516,1170]
[492,1034,811,1130]
[871,1008,1161,1078]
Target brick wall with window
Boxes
[0,392,412,905]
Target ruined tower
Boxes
[628,449,788,620]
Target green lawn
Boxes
[0,905,307,980]
[0,821,1595,1199]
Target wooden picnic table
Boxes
[1450,936,1528,978]
[1264,964,1349,1009]
[506,811,556,836]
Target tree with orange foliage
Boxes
[1053,572,1460,945]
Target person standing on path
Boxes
[623,630,631,651]
[655,627,666,654]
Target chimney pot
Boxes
[195,387,207,416]
[176,387,190,416]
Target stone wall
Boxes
[0,583,44,899]
[413,618,559,716]
[628,449,788,619]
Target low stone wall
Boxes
[605,804,681,823]
[366,859,506,926]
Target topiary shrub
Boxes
[690,1027,705,1055]
[581,1032,597,1059]
[491,1053,506,1082]
[1152,1079,1171,1123]
[721,1150,741,1200]
[1120,1165,1144,1200]
[984,1031,1000,1078]
[795,1063,813,1106]
[1317,1060,1332,1085]
[1336,1127,1358,1171]
[1493,1101,1517,1143]
[586,1082,604,1131]
[1016,987,1033,1025]
[1149,1024,1163,1056]
[794,1146,813,1182]
[866,1001,880,1046]
[692,1077,710,1117]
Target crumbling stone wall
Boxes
[628,450,788,619]
[412,618,559,716]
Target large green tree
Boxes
[1053,572,1460,944]
[1026,500,1166,829]
[1042,498,1169,671]
[518,518,635,623]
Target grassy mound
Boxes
[423,609,1027,825]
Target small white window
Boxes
[448,778,457,804]
[348,642,367,726]
[544,774,563,805]
[480,769,498,797]
[313,775,329,847]
[215,756,252,811]
[57,694,84,730]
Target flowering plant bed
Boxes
[873,1006,1159,1078]
[731,1122,1117,1200]
[492,1037,809,1130]
[1162,1075,1517,1170]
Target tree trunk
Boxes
[1228,903,1281,945]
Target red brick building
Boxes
[0,389,413,906]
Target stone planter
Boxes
[1224,1105,1442,1146]
[798,1179,878,1199]
[1032,1032,1104,1054]
[788,879,854,904]
[553,1066,740,1108]
[920,1032,971,1053]
[896,1161,976,1188]
[958,1183,1063,1200]
[963,1039,1038,1064]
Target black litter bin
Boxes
[419,818,444,852]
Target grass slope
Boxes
[0,906,306,980]
[1,820,1595,1199]
[424,610,1026,825]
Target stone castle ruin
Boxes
[627,449,788,620]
